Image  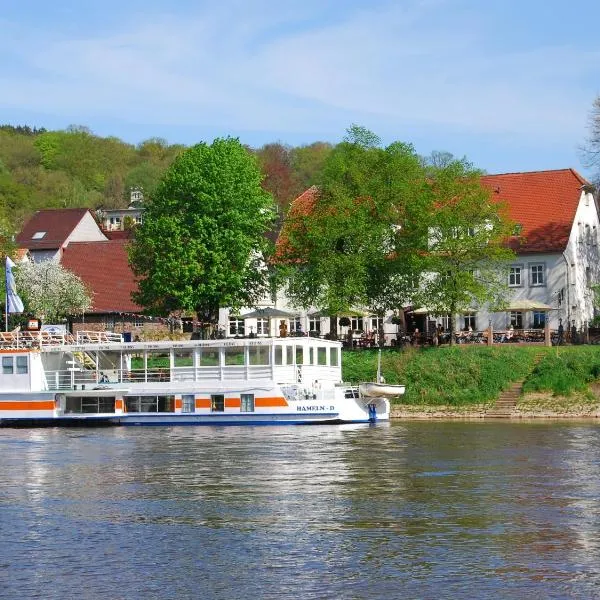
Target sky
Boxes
[1,0,600,176]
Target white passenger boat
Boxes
[0,331,390,426]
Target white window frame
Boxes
[229,317,245,336]
[256,318,269,336]
[509,311,523,329]
[509,265,523,287]
[370,315,384,331]
[529,263,545,287]
[351,316,364,332]
[463,313,476,331]
[308,316,321,333]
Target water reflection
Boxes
[1,422,599,599]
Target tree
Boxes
[13,260,92,322]
[128,137,275,331]
[412,158,515,343]
[583,96,600,186]
[279,126,427,334]
[290,141,333,191]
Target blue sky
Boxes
[1,0,599,176]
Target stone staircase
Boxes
[485,380,523,418]
[485,352,546,418]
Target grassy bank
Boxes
[342,346,545,406]
[523,346,600,397]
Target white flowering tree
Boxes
[13,260,92,322]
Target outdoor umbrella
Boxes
[242,308,298,319]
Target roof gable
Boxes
[481,168,589,253]
[16,208,93,250]
[61,239,141,313]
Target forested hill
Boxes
[0,123,332,244]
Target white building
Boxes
[221,169,600,340]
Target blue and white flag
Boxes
[5,257,24,314]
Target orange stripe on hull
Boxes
[255,397,288,408]
[174,398,183,409]
[195,399,211,409]
[0,400,55,411]
[225,398,241,408]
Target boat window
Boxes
[65,396,116,414]
[330,348,339,366]
[295,346,303,365]
[124,395,174,412]
[211,394,225,412]
[318,347,327,365]
[182,394,195,412]
[16,356,28,374]
[274,346,283,365]
[309,347,315,365]
[224,346,245,366]
[249,346,270,365]
[199,349,220,366]
[286,346,293,365]
[174,349,193,367]
[2,357,13,375]
[241,393,255,412]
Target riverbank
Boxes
[342,345,600,418]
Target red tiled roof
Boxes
[274,186,319,259]
[103,229,133,240]
[61,239,141,313]
[481,168,588,253]
[278,170,589,256]
[16,208,91,250]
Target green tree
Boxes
[412,157,515,343]
[279,126,427,334]
[13,260,92,322]
[128,137,275,331]
[289,142,333,192]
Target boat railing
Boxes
[76,331,123,344]
[0,330,77,349]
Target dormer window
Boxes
[32,231,46,240]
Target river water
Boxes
[1,422,599,599]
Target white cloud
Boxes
[0,1,598,142]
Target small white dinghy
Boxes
[359,349,406,398]
[359,382,406,398]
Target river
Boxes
[1,422,599,599]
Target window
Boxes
[229,317,245,336]
[182,395,195,412]
[125,395,174,412]
[241,393,255,412]
[510,311,523,329]
[317,347,327,365]
[594,226,598,246]
[2,356,13,375]
[509,266,522,287]
[211,394,224,412]
[370,315,384,330]
[295,346,304,365]
[275,345,283,365]
[289,317,302,333]
[249,346,270,365]
[586,224,591,245]
[32,231,46,240]
[532,311,546,329]
[439,314,452,331]
[256,318,269,335]
[463,313,476,331]
[133,316,144,327]
[308,316,321,334]
[586,266,592,287]
[224,346,245,366]
[16,356,28,374]
[351,316,364,331]
[330,348,339,366]
[530,264,545,286]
